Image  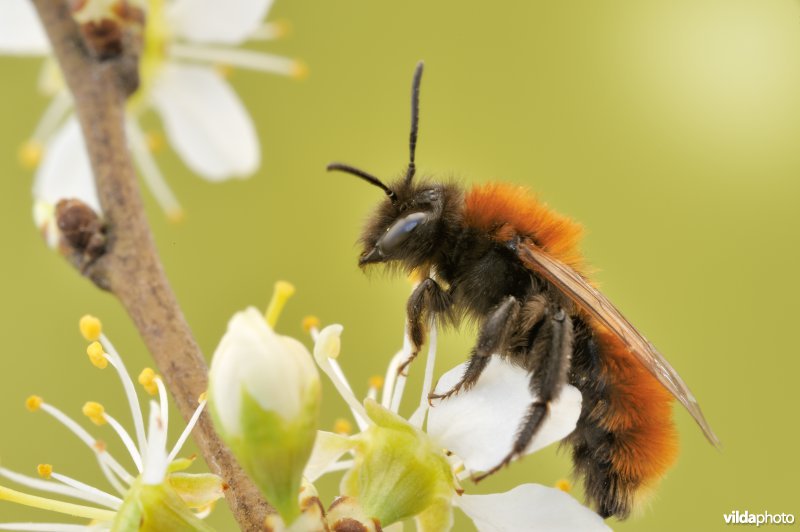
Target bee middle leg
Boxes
[473,305,574,481]
[428,295,520,403]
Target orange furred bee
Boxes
[327,61,719,519]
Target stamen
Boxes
[167,395,206,463]
[138,368,158,396]
[321,460,355,474]
[0,466,121,510]
[0,524,95,531]
[96,453,128,496]
[26,395,43,412]
[409,321,438,427]
[142,402,168,485]
[313,326,370,429]
[145,130,165,153]
[79,315,102,341]
[126,119,184,221]
[389,329,413,413]
[36,402,134,486]
[265,281,295,327]
[367,375,384,400]
[18,140,44,170]
[155,377,169,441]
[333,418,352,435]
[100,411,144,472]
[86,341,109,369]
[0,485,115,521]
[82,402,107,426]
[170,44,305,79]
[99,333,147,453]
[302,315,321,335]
[555,479,572,493]
[49,471,123,510]
[248,20,291,40]
[36,465,52,479]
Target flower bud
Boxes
[209,306,321,524]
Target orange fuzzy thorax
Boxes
[463,182,585,272]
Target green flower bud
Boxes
[209,288,321,525]
[340,399,455,529]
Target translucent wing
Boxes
[517,240,720,447]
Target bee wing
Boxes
[518,241,720,447]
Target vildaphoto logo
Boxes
[724,511,796,526]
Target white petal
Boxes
[33,117,101,212]
[0,0,50,55]
[427,357,582,472]
[167,0,274,44]
[456,484,610,532]
[150,64,259,181]
[303,430,353,483]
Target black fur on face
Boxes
[358,175,464,273]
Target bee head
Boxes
[327,61,445,270]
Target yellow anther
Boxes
[138,368,159,396]
[86,341,108,369]
[25,395,43,412]
[167,208,186,224]
[36,464,53,479]
[555,479,571,493]
[302,315,320,334]
[18,140,44,170]
[368,375,385,390]
[214,63,234,79]
[198,391,208,403]
[265,281,296,328]
[291,60,309,80]
[145,130,165,153]
[272,19,291,38]
[333,418,353,435]
[79,315,102,341]
[82,402,107,426]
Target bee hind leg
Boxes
[473,306,574,482]
[428,296,519,404]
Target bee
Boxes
[327,61,719,519]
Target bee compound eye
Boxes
[379,211,429,253]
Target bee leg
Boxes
[428,296,519,404]
[400,277,450,376]
[473,307,574,482]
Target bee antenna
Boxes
[404,60,424,186]
[327,162,398,204]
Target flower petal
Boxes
[150,64,260,181]
[303,430,354,483]
[455,483,610,532]
[32,117,101,212]
[0,0,50,55]
[167,0,274,44]
[427,357,582,472]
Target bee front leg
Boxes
[473,307,574,482]
[429,296,520,404]
[401,277,451,375]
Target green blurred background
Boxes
[1,0,799,530]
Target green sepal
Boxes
[340,399,454,527]
[212,383,320,525]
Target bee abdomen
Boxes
[568,318,679,519]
